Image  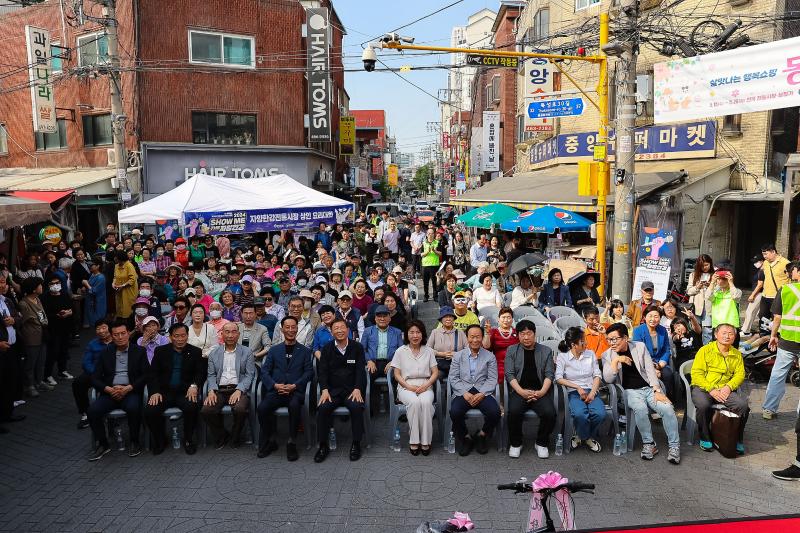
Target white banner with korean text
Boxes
[482,111,500,172]
[654,36,800,123]
[25,26,56,133]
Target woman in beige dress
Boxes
[390,320,439,455]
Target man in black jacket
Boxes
[144,323,205,456]
[87,320,147,461]
[314,319,367,463]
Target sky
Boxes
[334,0,499,162]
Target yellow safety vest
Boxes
[779,282,800,343]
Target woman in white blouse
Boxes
[390,320,439,455]
[472,273,502,313]
[187,304,219,358]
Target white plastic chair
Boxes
[444,382,505,452]
[254,373,314,450]
[538,339,562,353]
[143,385,187,450]
[502,384,561,451]
[88,388,131,449]
[408,285,419,319]
[502,292,513,307]
[536,326,561,343]
[554,316,586,335]
[548,306,581,322]
[479,305,501,324]
[513,306,545,323]
[388,371,443,449]
[560,383,619,454]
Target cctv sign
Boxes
[306,7,331,142]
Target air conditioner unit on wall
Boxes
[106,148,116,167]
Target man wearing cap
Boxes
[237,275,257,307]
[350,253,367,279]
[225,270,244,299]
[163,296,192,332]
[336,290,364,341]
[276,276,294,309]
[428,306,467,380]
[238,303,271,362]
[336,229,357,260]
[452,291,480,331]
[362,304,403,386]
[329,268,345,294]
[366,265,384,293]
[145,323,205,455]
[261,288,286,323]
[626,281,661,326]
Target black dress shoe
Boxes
[152,444,165,456]
[458,436,473,456]
[286,442,299,462]
[0,425,8,435]
[184,441,197,455]
[475,432,489,455]
[215,433,230,450]
[421,446,431,456]
[314,445,330,463]
[409,446,420,456]
[349,441,362,461]
[3,414,25,423]
[257,440,279,458]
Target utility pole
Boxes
[105,0,129,203]
[610,0,639,302]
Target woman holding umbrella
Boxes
[569,271,603,316]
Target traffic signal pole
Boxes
[381,13,611,296]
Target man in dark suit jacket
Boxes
[144,323,206,456]
[256,316,313,461]
[315,318,367,463]
[87,320,148,461]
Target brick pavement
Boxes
[1,297,800,532]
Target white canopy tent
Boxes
[118,173,352,224]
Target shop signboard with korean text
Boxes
[183,205,353,235]
[482,111,500,172]
[467,54,518,68]
[306,7,331,141]
[25,26,56,133]
[529,121,716,166]
[523,59,555,133]
[654,36,800,123]
[339,116,355,155]
[388,164,398,187]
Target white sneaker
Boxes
[44,376,57,387]
[508,445,522,458]
[535,445,549,458]
[13,400,25,407]
[58,371,74,380]
[586,438,602,453]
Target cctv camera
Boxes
[362,46,377,72]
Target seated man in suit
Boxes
[257,316,314,461]
[448,324,501,456]
[144,323,206,456]
[87,320,148,461]
[315,318,367,463]
[201,322,256,449]
[238,303,271,363]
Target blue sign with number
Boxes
[527,98,585,118]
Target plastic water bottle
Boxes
[447,431,456,454]
[392,427,401,452]
[379,390,387,414]
[613,433,622,456]
[554,434,563,456]
[620,431,627,454]
[114,424,125,451]
[328,428,337,450]
[171,426,181,449]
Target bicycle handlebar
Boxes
[497,481,595,494]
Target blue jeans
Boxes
[568,391,607,440]
[762,347,800,413]
[624,387,680,448]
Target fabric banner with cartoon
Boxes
[634,204,682,300]
[182,205,353,236]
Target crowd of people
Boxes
[0,213,799,480]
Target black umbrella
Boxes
[507,252,547,276]
[567,270,601,289]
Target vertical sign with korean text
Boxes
[482,111,500,172]
[339,116,355,155]
[523,59,554,133]
[25,26,56,133]
[306,8,331,142]
[388,164,399,187]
